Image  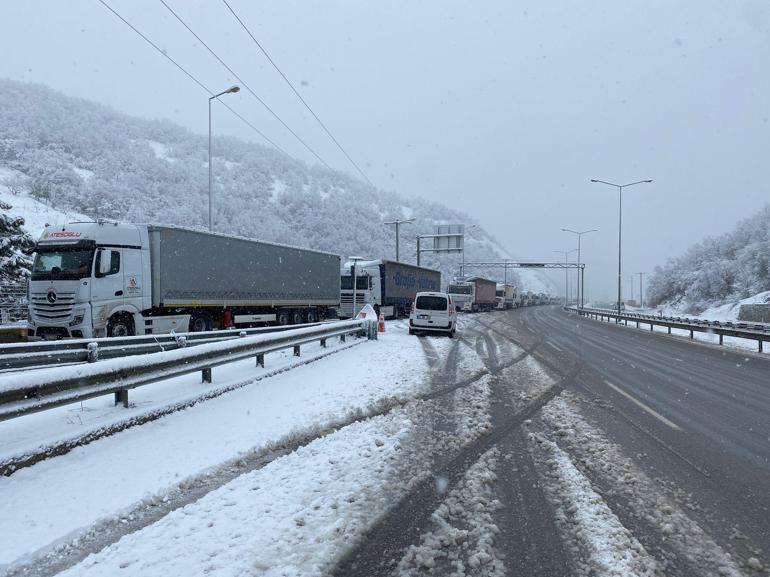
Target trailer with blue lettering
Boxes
[339,259,441,319]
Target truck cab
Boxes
[447,281,473,312]
[29,222,152,339]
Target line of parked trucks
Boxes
[26,221,558,339]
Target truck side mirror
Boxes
[97,250,112,276]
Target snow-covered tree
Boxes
[0,201,33,284]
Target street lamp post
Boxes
[553,249,578,305]
[561,228,597,309]
[209,85,240,231]
[590,179,652,318]
[383,218,415,261]
[636,272,646,309]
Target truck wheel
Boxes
[306,309,317,324]
[189,312,211,332]
[291,310,303,325]
[277,311,290,326]
[107,313,135,338]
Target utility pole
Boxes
[383,218,414,262]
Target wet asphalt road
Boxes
[332,306,769,577]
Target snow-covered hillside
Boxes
[0,78,553,293]
[647,204,770,313]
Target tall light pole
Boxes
[383,218,414,261]
[553,249,578,305]
[209,85,240,231]
[561,228,597,309]
[590,179,652,318]
[636,272,646,309]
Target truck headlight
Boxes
[69,310,86,327]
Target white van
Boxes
[408,291,456,337]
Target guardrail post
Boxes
[340,333,346,343]
[689,329,694,339]
[114,389,128,408]
[759,340,763,353]
[650,323,653,331]
[256,353,264,368]
[87,342,99,363]
[320,338,327,348]
[719,334,723,345]
[202,367,212,383]
[293,345,301,357]
[636,321,639,328]
[668,327,671,334]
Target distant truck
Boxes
[28,222,341,339]
[447,276,497,312]
[338,259,441,319]
[495,283,517,310]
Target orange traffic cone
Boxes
[378,312,385,333]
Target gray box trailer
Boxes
[149,226,340,325]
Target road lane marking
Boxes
[548,342,564,353]
[603,380,682,431]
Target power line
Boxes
[158,0,333,170]
[96,0,290,157]
[220,0,375,187]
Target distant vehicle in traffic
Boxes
[447,276,496,312]
[409,292,456,337]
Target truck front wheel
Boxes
[107,313,135,338]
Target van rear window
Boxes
[416,296,447,311]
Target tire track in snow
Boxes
[329,360,580,577]
[531,393,756,577]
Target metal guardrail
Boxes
[0,322,334,371]
[0,319,376,422]
[568,307,769,352]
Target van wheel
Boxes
[448,329,455,339]
[408,328,415,335]
[107,313,135,338]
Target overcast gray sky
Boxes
[2,0,770,300]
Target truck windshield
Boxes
[341,275,370,290]
[447,285,471,295]
[32,248,95,281]
[496,290,505,297]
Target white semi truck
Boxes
[495,283,518,310]
[339,259,441,319]
[28,222,341,339]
